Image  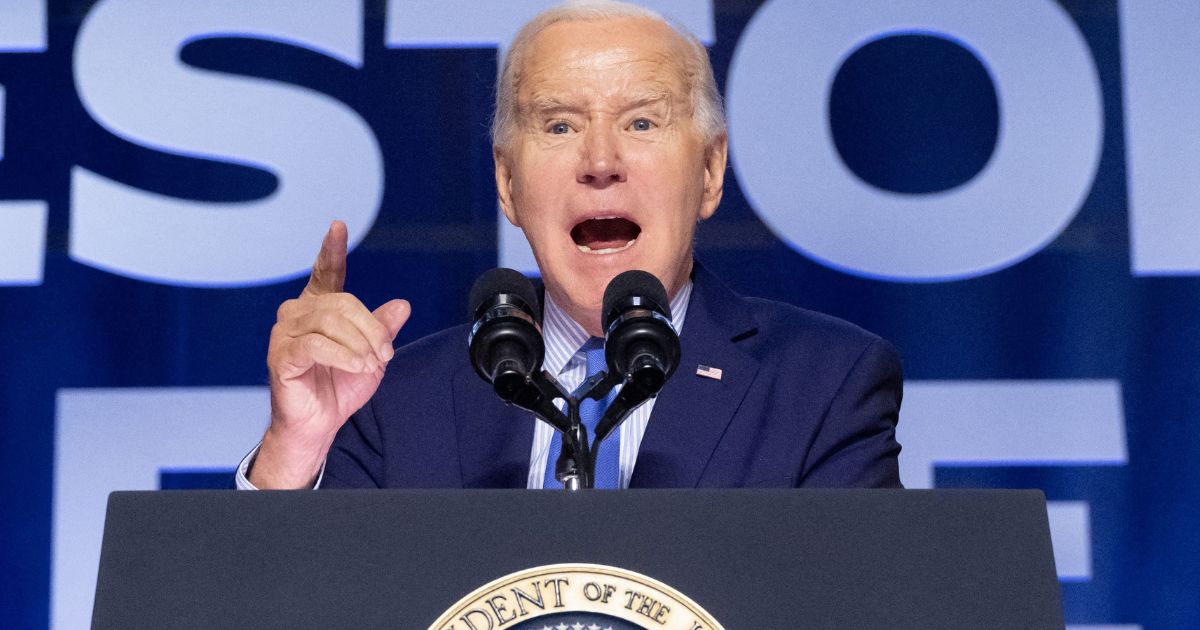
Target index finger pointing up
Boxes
[303,220,348,296]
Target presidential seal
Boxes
[429,563,724,630]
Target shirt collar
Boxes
[542,278,694,377]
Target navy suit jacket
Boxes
[323,264,903,489]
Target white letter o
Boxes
[727,0,1103,281]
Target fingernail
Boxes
[350,357,365,371]
[380,344,394,361]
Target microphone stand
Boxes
[554,403,589,491]
[504,368,644,491]
[502,369,597,491]
[557,370,650,491]
[552,370,614,490]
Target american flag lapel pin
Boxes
[696,364,723,381]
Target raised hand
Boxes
[250,221,410,488]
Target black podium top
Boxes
[92,489,1062,629]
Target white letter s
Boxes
[71,0,382,286]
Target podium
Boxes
[91,489,1063,628]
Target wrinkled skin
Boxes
[495,17,727,336]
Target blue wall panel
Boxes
[1,2,1194,628]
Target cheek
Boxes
[509,173,546,221]
[513,152,570,204]
[509,174,567,247]
[641,163,704,224]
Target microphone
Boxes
[602,270,680,392]
[592,270,681,443]
[467,268,544,403]
[466,268,571,437]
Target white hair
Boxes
[491,0,726,150]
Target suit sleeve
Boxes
[321,397,387,488]
[799,337,904,488]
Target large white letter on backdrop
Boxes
[0,0,48,285]
[71,0,382,286]
[727,0,1103,281]
[1121,0,1200,275]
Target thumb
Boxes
[373,299,411,341]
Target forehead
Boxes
[516,17,690,105]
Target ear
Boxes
[494,145,521,227]
[698,133,728,221]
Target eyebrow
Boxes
[621,91,672,112]
[526,94,583,115]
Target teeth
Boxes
[577,238,637,255]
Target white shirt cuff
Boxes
[235,442,326,490]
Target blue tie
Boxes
[543,338,620,489]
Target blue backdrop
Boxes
[1,1,1196,628]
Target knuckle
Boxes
[331,292,358,312]
[276,298,298,320]
[303,334,327,353]
[317,310,342,332]
[318,293,350,314]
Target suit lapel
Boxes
[630,263,760,488]
[452,364,536,488]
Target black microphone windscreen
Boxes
[468,268,541,322]
[602,270,670,330]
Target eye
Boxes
[630,118,655,132]
[549,121,571,134]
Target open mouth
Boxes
[571,217,641,254]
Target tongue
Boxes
[572,218,640,250]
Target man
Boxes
[241,0,902,490]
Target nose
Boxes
[577,123,626,186]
